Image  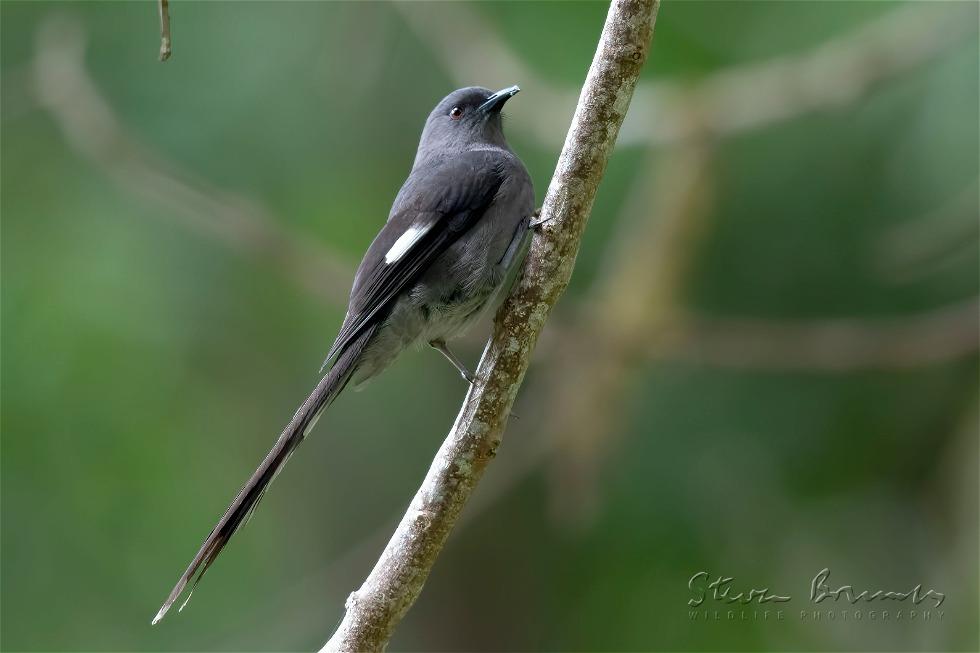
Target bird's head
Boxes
[415,86,520,164]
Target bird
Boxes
[153,85,535,624]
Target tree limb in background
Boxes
[541,141,715,527]
[660,2,976,141]
[158,0,172,61]
[395,1,977,146]
[874,179,980,284]
[32,16,354,307]
[660,298,980,372]
[536,141,978,527]
[322,1,660,650]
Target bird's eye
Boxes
[449,107,463,120]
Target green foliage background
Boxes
[2,2,977,651]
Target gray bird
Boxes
[153,85,534,623]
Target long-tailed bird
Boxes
[153,86,534,624]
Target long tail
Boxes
[152,326,375,624]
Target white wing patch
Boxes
[385,218,436,264]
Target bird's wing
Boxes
[323,152,506,366]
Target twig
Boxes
[395,2,976,147]
[158,0,172,61]
[321,1,660,650]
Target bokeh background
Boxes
[2,1,977,651]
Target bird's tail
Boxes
[152,326,375,625]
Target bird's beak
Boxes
[479,85,520,114]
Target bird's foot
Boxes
[529,208,551,229]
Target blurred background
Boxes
[2,1,978,651]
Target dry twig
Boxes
[158,0,172,61]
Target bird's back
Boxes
[337,147,533,383]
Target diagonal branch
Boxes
[321,0,660,650]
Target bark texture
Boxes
[322,1,660,650]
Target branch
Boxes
[322,0,660,649]
[158,0,172,61]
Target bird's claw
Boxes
[529,208,550,229]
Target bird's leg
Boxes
[429,339,476,384]
[529,207,551,229]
